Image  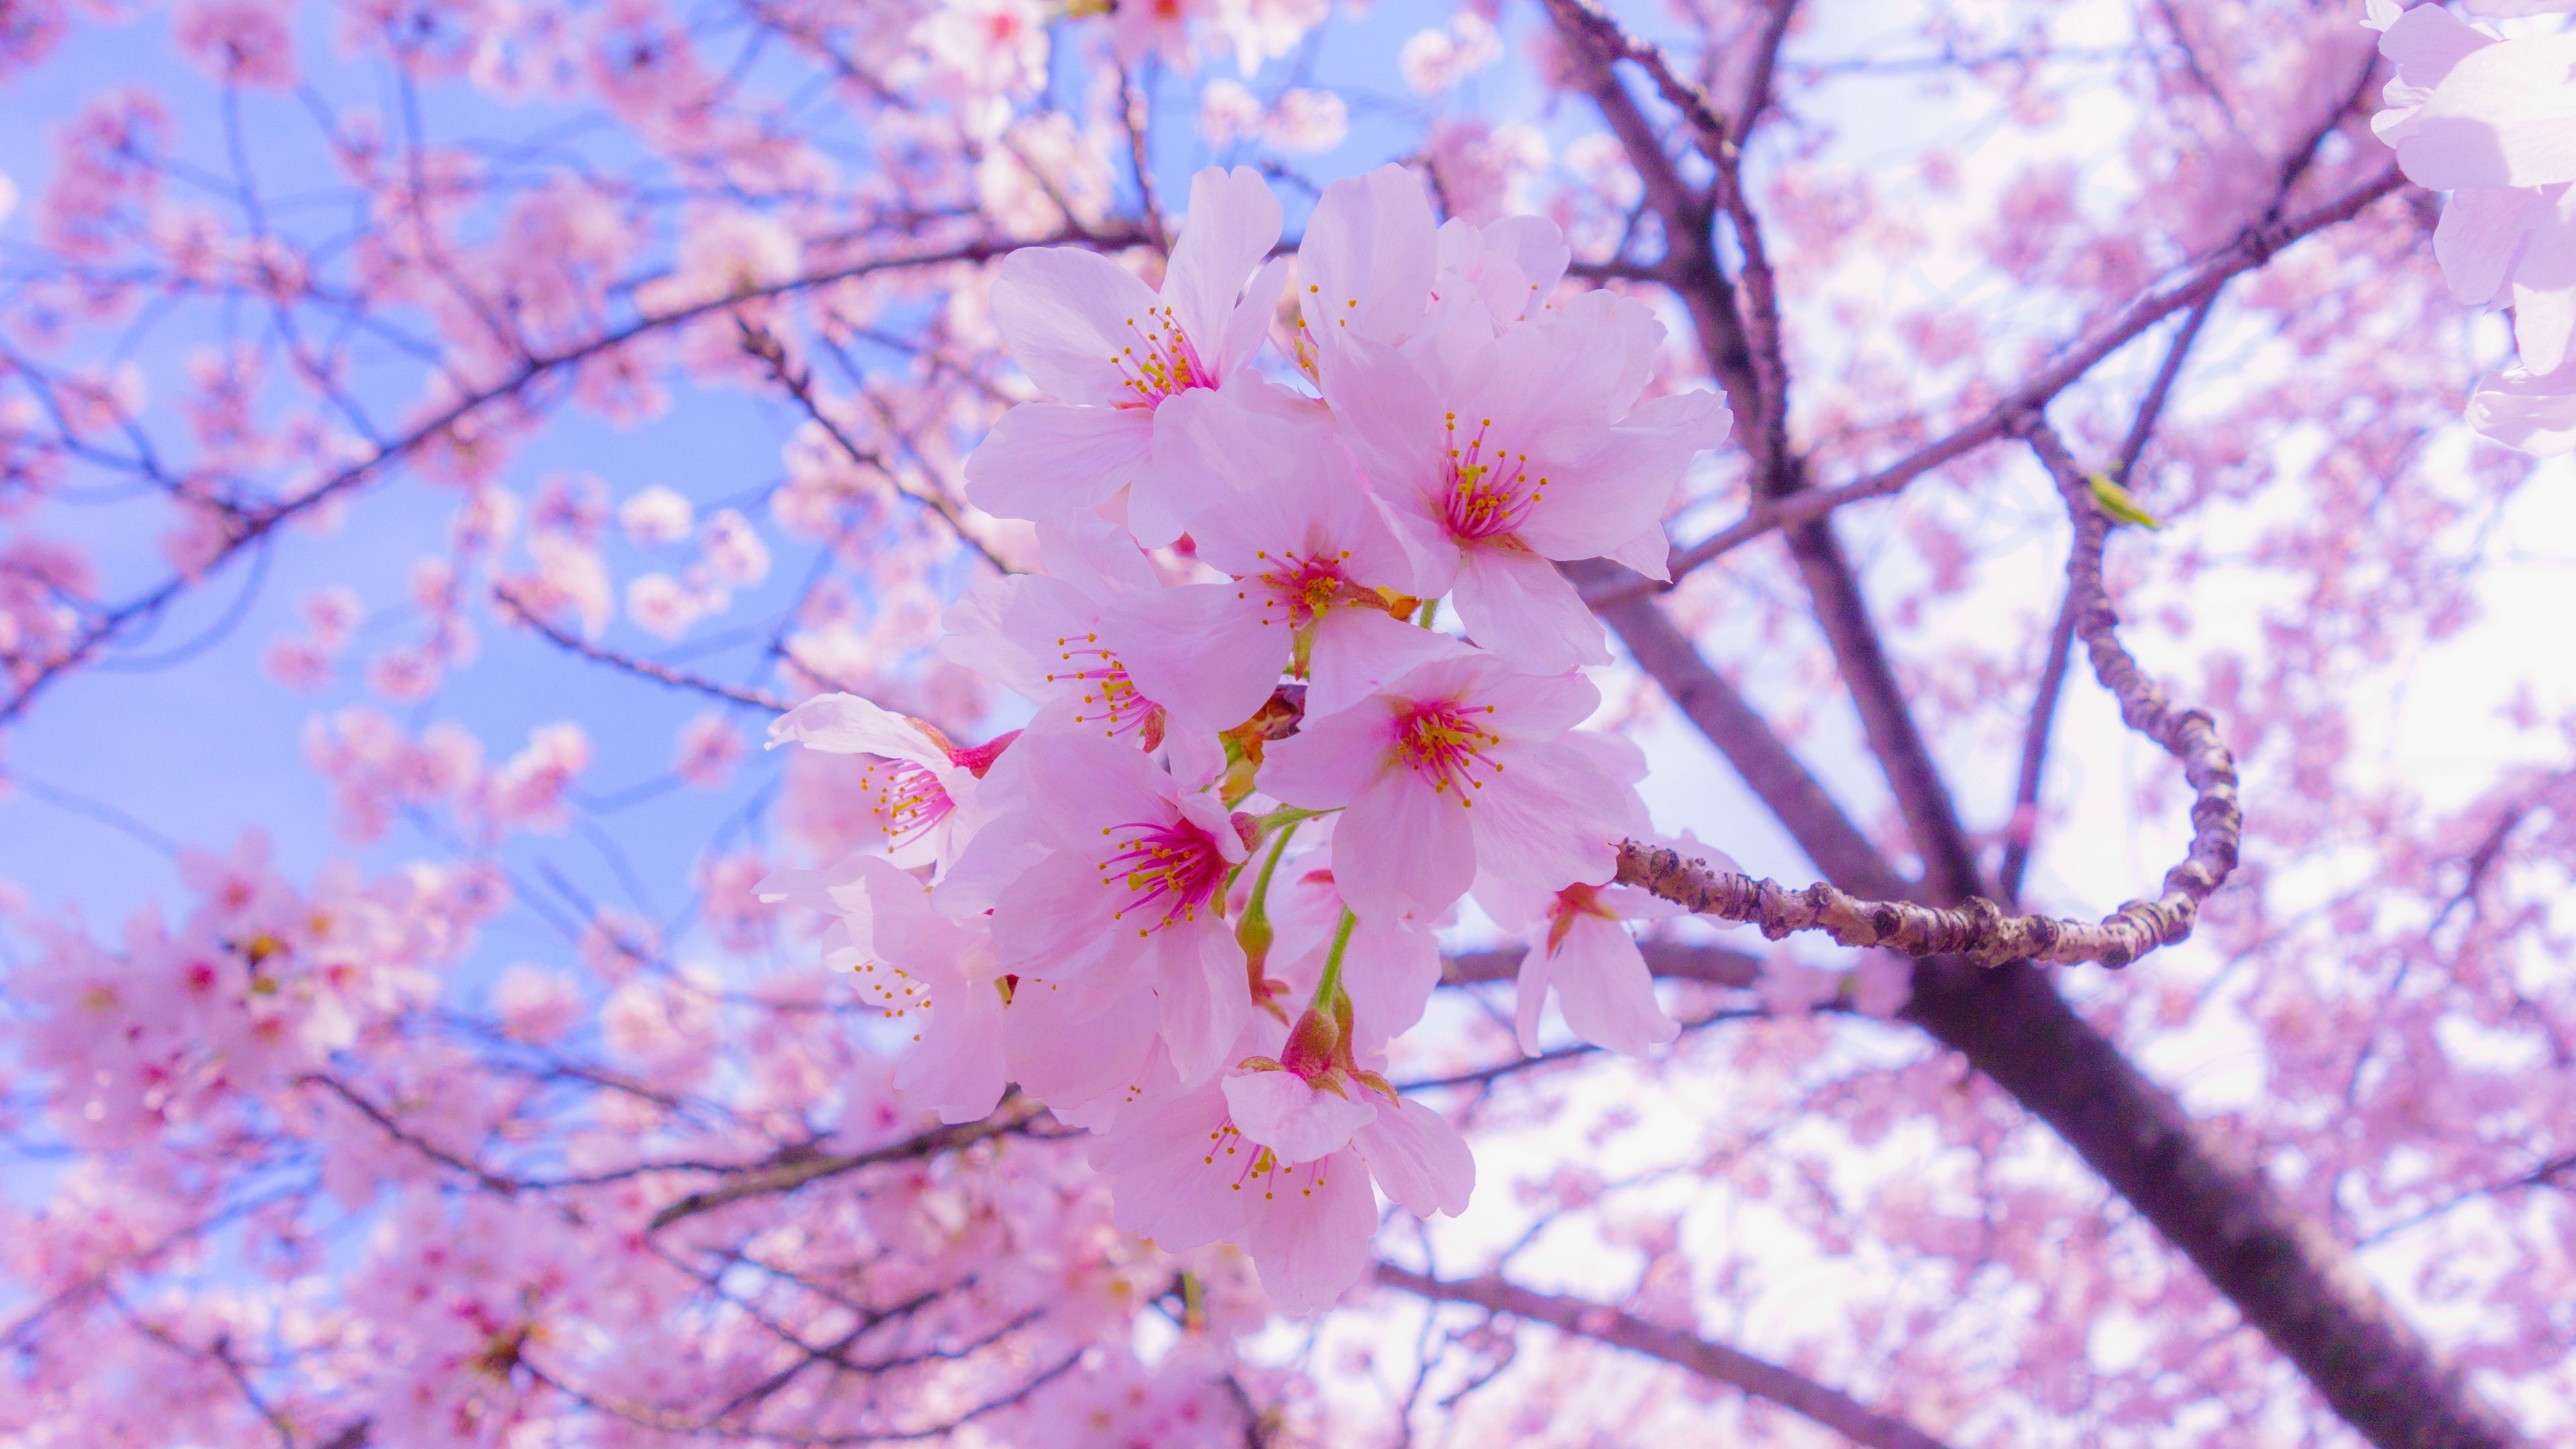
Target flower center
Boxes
[859,759,954,848]
[1391,700,1501,806]
[1545,881,1618,953]
[1049,632,1157,739]
[1111,305,1210,407]
[1248,549,1362,629]
[1099,817,1228,936]
[1441,413,1544,543]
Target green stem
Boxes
[1256,804,1327,832]
[1311,907,1357,1012]
[1233,817,1299,928]
[1416,596,1440,629]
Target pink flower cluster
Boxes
[2370,0,2576,451]
[766,166,1729,1311]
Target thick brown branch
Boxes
[1901,956,2530,1449]
[1609,421,2241,967]
[1378,1265,1955,1449]
[1578,567,1912,902]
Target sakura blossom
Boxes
[1,3,2571,1448]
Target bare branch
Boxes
[649,1098,1048,1230]
[1642,165,2406,587]
[736,321,1020,578]
[494,584,798,713]
[1378,1264,1956,1449]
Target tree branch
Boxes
[493,584,798,713]
[647,1098,1047,1230]
[1576,565,1913,902]
[1643,165,2405,586]
[1377,1264,1955,1449]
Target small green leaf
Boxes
[2089,472,2163,531]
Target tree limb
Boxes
[1377,1264,1956,1449]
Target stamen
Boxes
[857,759,954,848]
[1440,412,1545,543]
[1391,700,1504,808]
[1097,816,1228,936]
[1049,632,1155,739]
[1107,304,1212,408]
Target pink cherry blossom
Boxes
[1102,387,1466,726]
[1326,291,1730,668]
[967,166,1289,545]
[767,693,1012,875]
[1258,654,1627,922]
[985,732,1252,1081]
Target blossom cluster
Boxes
[765,164,1729,1310]
[2371,0,2576,452]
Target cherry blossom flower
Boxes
[983,733,1252,1081]
[969,166,1289,545]
[1258,653,1627,922]
[767,693,1013,875]
[1091,1008,1471,1311]
[2371,1,2576,452]
[672,712,745,788]
[617,485,695,545]
[1325,288,1729,668]
[1101,388,1466,727]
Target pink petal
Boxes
[894,974,1007,1124]
[1339,917,1443,1049]
[1098,582,1287,731]
[1353,1099,1475,1218]
[964,401,1153,523]
[1242,1146,1377,1313]
[1304,606,1471,718]
[1015,731,1174,845]
[1005,983,1159,1114]
[1480,215,1570,321]
[1466,741,1623,894]
[2433,186,2542,306]
[1222,1071,1379,1163]
[1544,912,1679,1056]
[1164,166,1285,375]
[1336,765,1475,922]
[1220,256,1294,376]
[1298,164,1438,366]
[1036,511,1161,598]
[2513,201,2576,372]
[1090,1084,1249,1250]
[1258,694,1400,808]
[991,849,1120,979]
[767,694,941,764]
[2400,34,2576,190]
[1450,545,1613,671]
[989,246,1171,405]
[1154,920,1253,1085]
[2471,359,2576,453]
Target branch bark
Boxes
[1379,1264,1956,1449]
[1544,0,1984,905]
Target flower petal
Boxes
[1354,1098,1475,1219]
[1223,1071,1378,1163]
[964,401,1153,523]
[990,246,1171,404]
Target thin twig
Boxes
[1612,165,2406,597]
[494,583,797,713]
[737,321,1018,578]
